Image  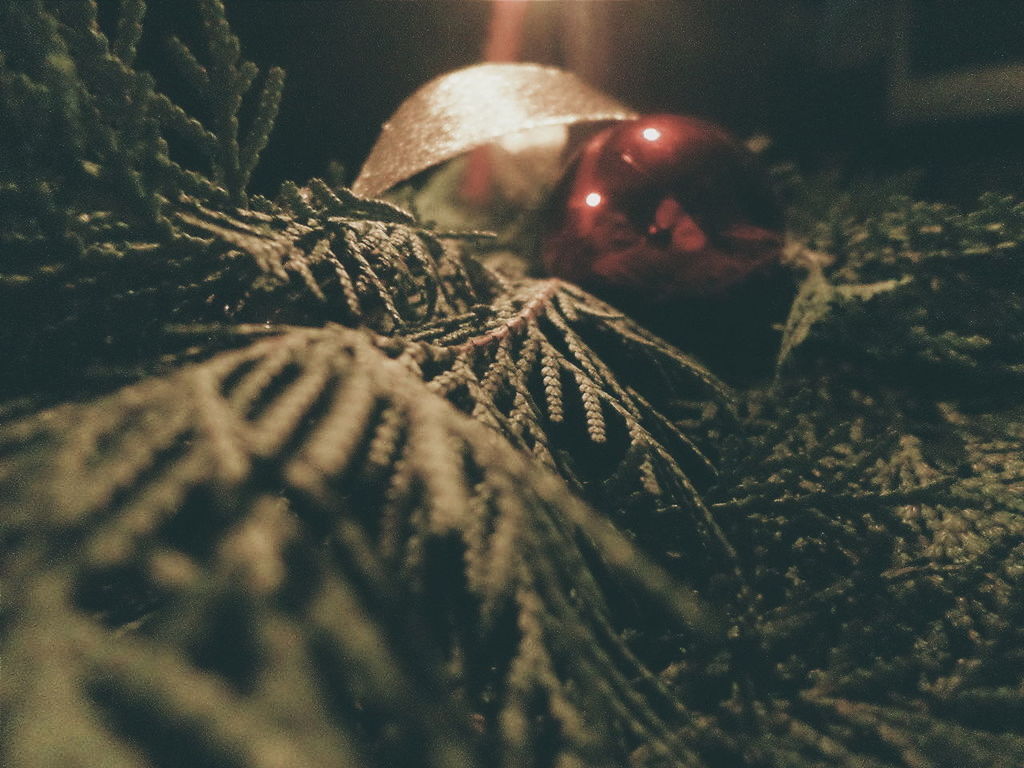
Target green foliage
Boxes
[0,0,283,237]
[698,177,1024,767]
[1,325,722,768]
[165,0,285,206]
[0,160,487,404]
[780,191,1024,395]
[3,3,1024,768]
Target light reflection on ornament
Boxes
[584,192,602,208]
[641,127,662,142]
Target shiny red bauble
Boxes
[540,115,785,302]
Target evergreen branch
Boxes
[239,66,285,185]
[329,182,419,225]
[1,324,726,768]
[454,278,558,351]
[165,34,210,92]
[149,90,219,160]
[189,0,258,206]
[113,0,145,65]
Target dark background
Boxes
[129,0,1024,204]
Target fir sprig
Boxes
[166,0,284,206]
[1,324,720,768]
[0,0,283,235]
[406,275,738,580]
[782,191,1024,397]
[691,179,1024,768]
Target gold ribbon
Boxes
[352,63,637,198]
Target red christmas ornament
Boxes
[540,115,785,302]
